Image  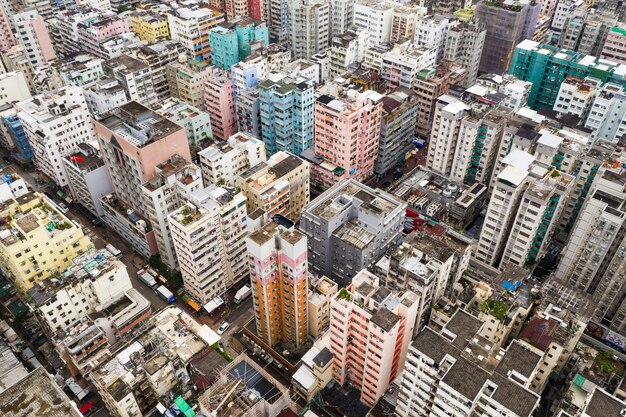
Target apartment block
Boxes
[76,12,131,59]
[27,248,133,333]
[300,179,405,286]
[103,55,157,106]
[236,89,261,137]
[330,0,354,37]
[353,0,396,46]
[167,7,226,63]
[413,15,454,61]
[209,17,269,70]
[390,5,426,43]
[374,88,418,178]
[292,337,334,402]
[209,18,269,69]
[130,40,184,102]
[63,143,113,218]
[444,19,486,87]
[169,186,248,303]
[154,98,213,147]
[329,269,418,406]
[509,40,626,109]
[601,24,626,65]
[308,275,338,337]
[267,0,289,43]
[476,0,540,74]
[258,73,314,156]
[143,155,203,270]
[555,170,626,335]
[246,222,309,347]
[306,84,382,188]
[12,9,56,67]
[16,86,95,189]
[584,82,626,143]
[329,29,370,79]
[0,192,93,292]
[553,76,599,120]
[381,42,437,89]
[51,54,104,88]
[0,71,31,107]
[288,0,330,60]
[396,310,540,417]
[83,79,128,117]
[238,151,310,221]
[0,108,33,166]
[129,10,170,43]
[94,101,191,216]
[413,63,467,136]
[0,0,16,53]
[204,67,238,140]
[198,131,266,186]
[165,59,213,110]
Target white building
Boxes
[16,86,95,189]
[331,0,354,37]
[353,0,396,46]
[288,0,330,59]
[553,76,599,119]
[584,82,626,143]
[28,248,133,333]
[83,78,129,117]
[198,132,266,186]
[51,54,105,88]
[330,29,370,78]
[396,311,541,417]
[167,7,224,62]
[444,20,486,87]
[169,186,248,304]
[413,15,454,61]
[142,155,203,270]
[0,71,31,107]
[103,55,157,106]
[381,42,437,88]
[63,143,114,217]
[12,9,56,68]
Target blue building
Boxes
[2,111,32,165]
[259,74,314,156]
[209,17,269,70]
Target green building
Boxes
[209,17,269,70]
[509,39,626,109]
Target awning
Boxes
[174,396,195,417]
[187,299,201,312]
[79,401,94,413]
[204,296,224,314]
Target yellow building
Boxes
[0,193,93,292]
[130,11,170,43]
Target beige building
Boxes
[166,59,213,110]
[308,275,337,338]
[238,151,310,222]
[0,193,93,292]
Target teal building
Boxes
[209,17,269,70]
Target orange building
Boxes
[246,222,309,348]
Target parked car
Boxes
[58,202,68,213]
[217,322,230,335]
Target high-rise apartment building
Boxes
[288,0,330,59]
[353,0,396,46]
[396,310,540,417]
[209,18,269,69]
[259,73,314,156]
[169,186,248,303]
[16,86,95,189]
[246,222,309,347]
[308,84,382,188]
[267,0,289,43]
[389,5,426,43]
[238,151,310,221]
[444,20,486,87]
[555,170,626,335]
[584,82,626,143]
[601,25,626,65]
[12,9,56,68]
[129,40,184,102]
[476,0,540,74]
[509,40,626,109]
[300,179,405,286]
[94,101,191,216]
[330,0,354,37]
[154,98,213,147]
[0,0,17,53]
[167,7,225,63]
[142,155,203,270]
[329,29,370,79]
[76,12,131,59]
[198,132,266,187]
[165,59,213,110]
[205,68,238,140]
[374,88,418,178]
[103,55,157,106]
[380,42,437,89]
[129,10,170,43]
[329,269,418,406]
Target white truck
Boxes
[65,378,90,400]
[234,285,252,304]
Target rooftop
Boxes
[0,367,82,417]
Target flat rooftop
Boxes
[0,367,82,417]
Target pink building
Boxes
[309,86,383,189]
[329,269,418,406]
[13,10,56,66]
[78,13,130,58]
[601,25,626,65]
[0,4,17,52]
[205,68,238,140]
[93,101,191,216]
